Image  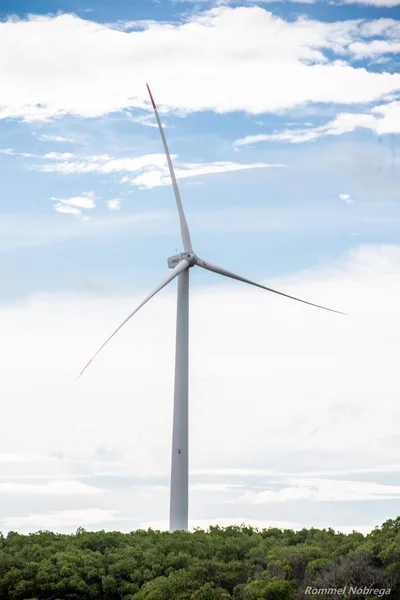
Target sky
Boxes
[0,0,400,536]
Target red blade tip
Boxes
[146,83,156,109]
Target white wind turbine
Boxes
[79,84,345,532]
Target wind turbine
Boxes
[79,84,345,532]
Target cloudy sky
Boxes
[1,0,400,536]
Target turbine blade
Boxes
[146,83,193,253]
[196,258,345,315]
[78,259,190,379]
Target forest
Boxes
[0,517,399,600]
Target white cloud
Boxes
[193,464,400,477]
[37,153,173,174]
[0,453,126,468]
[54,203,82,216]
[0,148,38,157]
[126,112,169,129]
[190,482,243,492]
[339,193,354,203]
[35,134,74,142]
[124,160,279,189]
[180,0,400,5]
[44,152,75,160]
[349,40,400,59]
[1,9,400,121]
[107,198,122,211]
[234,113,377,146]
[0,480,104,496]
[3,509,122,530]
[33,152,281,189]
[371,100,400,133]
[51,192,95,218]
[51,191,95,210]
[341,0,400,6]
[2,245,400,531]
[236,479,400,504]
[234,101,400,146]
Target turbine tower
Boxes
[79,84,345,532]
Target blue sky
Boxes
[1,0,399,299]
[1,0,400,534]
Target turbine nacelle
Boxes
[168,252,198,269]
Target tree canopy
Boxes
[0,518,399,599]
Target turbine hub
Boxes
[168,252,197,269]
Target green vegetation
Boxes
[0,518,399,599]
